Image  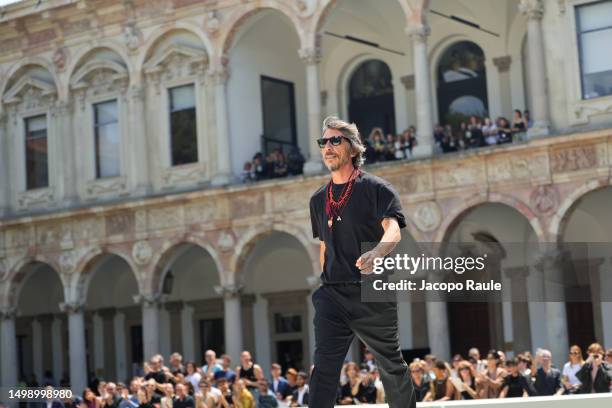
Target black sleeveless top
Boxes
[239,363,257,387]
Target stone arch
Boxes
[70,248,141,303]
[149,235,224,294]
[433,192,544,244]
[220,2,304,57]
[549,178,611,242]
[311,0,411,49]
[228,223,318,285]
[138,23,213,69]
[0,57,60,99]
[336,52,398,120]
[67,42,134,84]
[2,258,64,308]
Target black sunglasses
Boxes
[316,135,350,148]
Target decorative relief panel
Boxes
[17,189,56,210]
[411,201,442,232]
[550,144,606,173]
[434,161,485,189]
[184,199,227,224]
[160,164,207,189]
[148,206,184,231]
[272,188,310,212]
[5,227,35,250]
[105,211,134,236]
[73,217,105,243]
[85,176,128,198]
[530,184,560,216]
[230,194,264,219]
[487,152,549,183]
[385,171,431,195]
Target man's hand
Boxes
[356,249,380,274]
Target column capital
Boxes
[206,66,229,86]
[503,266,530,279]
[133,292,166,307]
[400,74,415,90]
[533,247,564,272]
[519,0,544,20]
[127,84,145,101]
[59,301,85,314]
[214,283,245,298]
[492,56,512,73]
[298,47,321,65]
[406,25,431,43]
[0,305,17,320]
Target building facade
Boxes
[0,0,611,394]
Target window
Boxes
[577,1,612,99]
[25,115,49,190]
[94,100,120,178]
[261,76,297,156]
[169,84,197,165]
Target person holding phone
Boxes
[561,345,584,394]
[575,343,612,393]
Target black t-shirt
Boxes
[309,171,406,283]
[503,374,531,398]
[534,367,561,396]
[172,395,194,408]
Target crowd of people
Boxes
[241,147,305,183]
[239,109,533,183]
[10,341,611,408]
[364,109,533,164]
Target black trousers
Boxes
[308,283,416,408]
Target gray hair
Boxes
[321,115,366,168]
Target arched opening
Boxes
[83,253,139,383]
[348,59,396,137]
[226,10,306,176]
[442,203,539,357]
[153,243,222,365]
[14,262,65,386]
[237,231,314,374]
[436,41,488,126]
[560,187,612,349]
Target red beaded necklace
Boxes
[325,168,360,228]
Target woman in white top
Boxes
[561,345,584,394]
[481,117,498,145]
[185,361,203,391]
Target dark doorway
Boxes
[130,325,143,364]
[437,41,488,126]
[200,318,225,363]
[448,302,491,356]
[566,302,596,348]
[260,76,297,156]
[348,59,395,139]
[276,340,304,373]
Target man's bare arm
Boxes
[319,241,326,271]
[356,217,401,273]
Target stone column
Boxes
[602,258,612,347]
[127,85,150,195]
[306,275,319,366]
[51,316,64,385]
[159,306,171,358]
[113,311,127,382]
[253,295,271,375]
[504,266,532,354]
[92,313,105,375]
[407,26,434,157]
[493,56,513,119]
[519,0,550,136]
[53,101,78,205]
[135,294,162,361]
[32,318,44,384]
[180,304,195,362]
[426,302,450,361]
[0,112,9,216]
[535,249,568,366]
[0,307,18,387]
[300,47,324,175]
[215,284,244,364]
[60,301,88,395]
[208,66,234,186]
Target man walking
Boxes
[308,116,415,407]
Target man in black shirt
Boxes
[533,349,563,396]
[308,116,415,408]
[172,383,194,408]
